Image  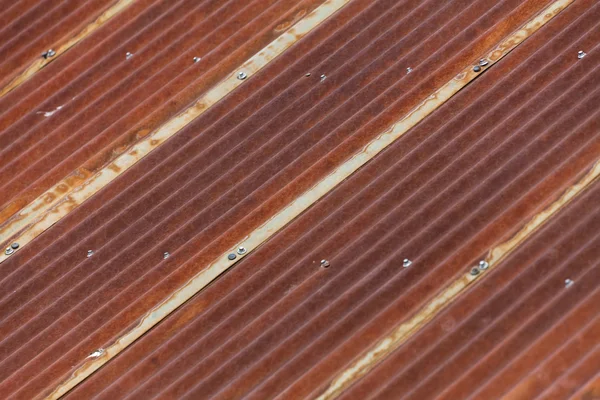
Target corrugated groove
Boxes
[0,0,120,91]
[61,0,600,398]
[340,180,600,400]
[0,0,557,397]
[0,0,326,228]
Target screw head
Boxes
[42,49,56,59]
[478,260,489,270]
[163,252,170,259]
[403,259,412,268]
[320,259,330,268]
[565,278,574,288]
[228,253,237,260]
[126,52,133,59]
[5,247,14,255]
[87,250,94,258]
[479,59,489,66]
[237,71,247,80]
[193,57,201,63]
[10,242,19,249]
[473,65,481,72]
[578,50,586,59]
[470,267,480,276]
[305,73,311,77]
[406,67,412,74]
[237,247,247,255]
[320,74,327,81]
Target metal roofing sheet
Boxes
[50,0,599,398]
[2,0,599,398]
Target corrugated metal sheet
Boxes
[47,0,599,398]
[3,0,599,399]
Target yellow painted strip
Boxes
[46,0,574,397]
[0,0,352,264]
[0,0,136,98]
[315,158,600,400]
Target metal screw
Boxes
[578,50,586,59]
[470,267,480,276]
[193,57,202,63]
[87,250,94,258]
[11,242,19,250]
[237,247,247,255]
[473,65,481,72]
[320,74,327,81]
[237,71,247,80]
[5,247,14,256]
[565,278,574,288]
[479,59,489,66]
[163,252,170,259]
[126,52,133,60]
[406,67,412,74]
[228,253,237,260]
[403,259,412,268]
[320,259,330,268]
[42,49,56,59]
[306,73,311,77]
[478,260,489,270]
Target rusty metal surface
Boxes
[339,179,600,400]
[0,0,328,230]
[48,0,600,398]
[0,0,564,397]
[0,0,122,93]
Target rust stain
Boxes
[0,0,137,98]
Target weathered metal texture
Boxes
[0,0,136,97]
[46,1,572,395]
[0,0,564,398]
[0,0,350,264]
[0,0,330,241]
[337,180,600,400]
[55,0,600,398]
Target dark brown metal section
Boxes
[56,0,600,398]
[0,0,560,398]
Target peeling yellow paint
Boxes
[0,0,352,262]
[0,0,136,98]
[45,0,577,397]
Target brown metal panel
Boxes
[0,0,564,397]
[55,0,600,398]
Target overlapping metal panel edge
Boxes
[52,0,600,398]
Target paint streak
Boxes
[45,0,576,397]
[0,0,136,98]
[0,0,352,262]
